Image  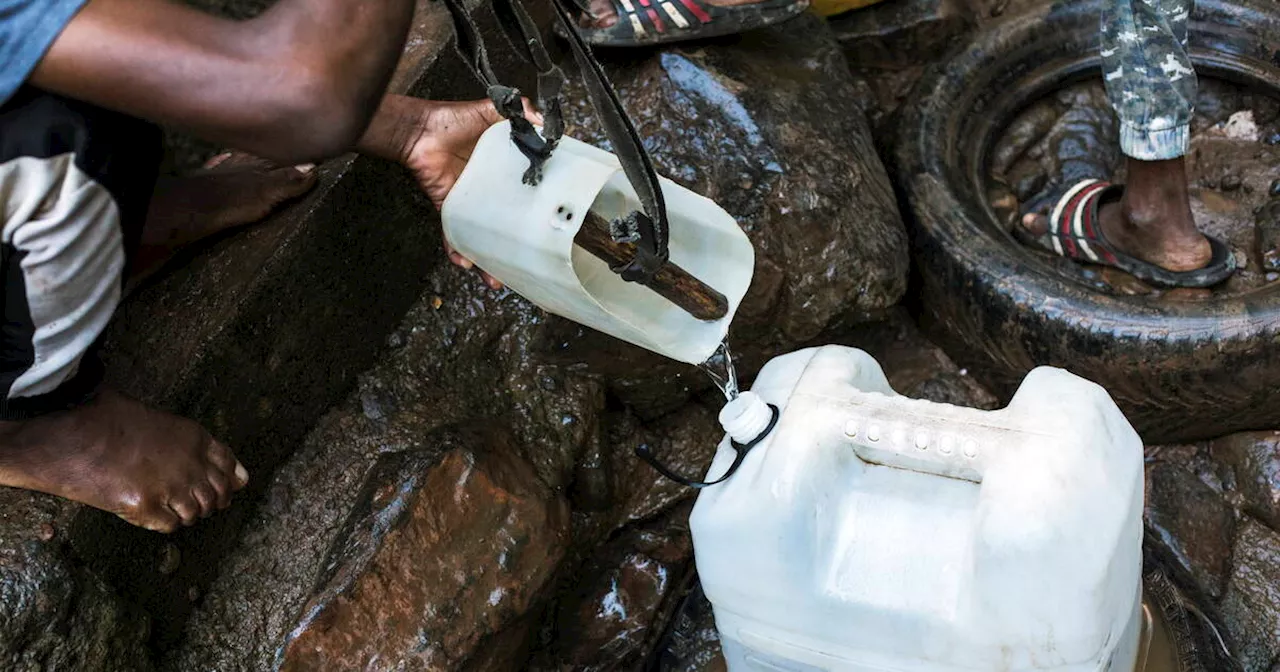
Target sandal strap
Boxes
[1049,179,1120,264]
[614,0,663,38]
[606,0,719,38]
[674,0,713,23]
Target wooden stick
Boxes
[573,212,729,321]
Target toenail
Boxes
[295,163,316,175]
[235,463,249,485]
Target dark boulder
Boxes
[1145,461,1239,601]
[0,491,152,672]
[534,504,694,671]
[830,0,977,67]
[1218,520,1280,672]
[1212,432,1280,532]
[649,582,725,672]
[277,431,569,671]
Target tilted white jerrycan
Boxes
[692,345,1146,672]
[440,120,754,365]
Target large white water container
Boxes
[440,121,754,365]
[691,345,1145,672]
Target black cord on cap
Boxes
[635,404,780,489]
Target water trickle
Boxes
[699,340,739,401]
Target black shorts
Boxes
[0,87,161,420]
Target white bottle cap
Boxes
[718,391,774,445]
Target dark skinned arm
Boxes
[30,0,416,164]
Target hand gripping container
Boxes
[691,346,1145,672]
[440,121,754,365]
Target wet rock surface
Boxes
[1145,461,1237,600]
[0,491,152,672]
[278,431,568,670]
[1212,432,1280,531]
[1145,438,1280,671]
[830,0,977,68]
[1218,520,1280,672]
[834,0,1049,137]
[533,503,693,671]
[168,268,592,670]
[651,584,725,672]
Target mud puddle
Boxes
[987,78,1280,299]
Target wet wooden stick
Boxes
[574,212,729,321]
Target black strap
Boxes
[635,404,780,488]
[489,0,566,144]
[435,0,671,283]
[547,0,670,282]
[440,0,561,184]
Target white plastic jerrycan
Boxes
[440,121,754,365]
[692,345,1145,672]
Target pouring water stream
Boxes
[699,339,740,402]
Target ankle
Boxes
[1118,179,1193,234]
[1118,199,1172,232]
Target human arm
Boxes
[29,0,416,164]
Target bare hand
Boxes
[397,98,542,289]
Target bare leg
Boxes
[1,153,308,532]
[133,153,317,282]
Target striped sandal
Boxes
[557,0,810,47]
[1017,179,1237,289]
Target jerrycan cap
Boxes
[637,391,779,489]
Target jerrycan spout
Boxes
[719,392,775,445]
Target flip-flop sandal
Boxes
[1015,179,1237,289]
[556,0,810,47]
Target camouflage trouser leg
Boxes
[1101,0,1197,161]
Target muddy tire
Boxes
[895,0,1280,443]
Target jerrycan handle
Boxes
[839,392,987,483]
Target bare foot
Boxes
[1021,157,1213,272]
[0,389,248,533]
[134,153,318,282]
[579,0,761,28]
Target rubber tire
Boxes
[895,0,1280,443]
